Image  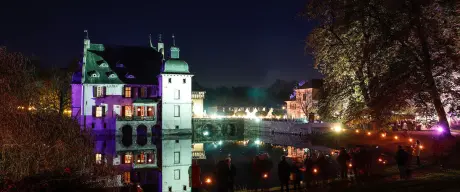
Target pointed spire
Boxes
[84,30,89,39]
[158,34,162,43]
[149,34,153,48]
[172,34,176,46]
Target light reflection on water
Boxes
[193,132,333,189]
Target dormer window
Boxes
[125,73,135,79]
[106,72,117,78]
[88,71,99,78]
[96,60,108,67]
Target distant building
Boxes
[285,79,322,120]
[192,91,205,118]
[207,105,277,117]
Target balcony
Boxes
[117,116,155,121]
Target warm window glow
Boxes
[138,152,145,164]
[124,87,132,97]
[147,107,154,116]
[124,153,133,164]
[123,172,130,184]
[95,153,102,164]
[95,106,103,117]
[137,106,145,116]
[124,106,132,117]
[96,87,104,97]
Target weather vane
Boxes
[172,34,175,46]
[84,30,89,39]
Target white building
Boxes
[71,33,193,191]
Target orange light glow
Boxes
[409,138,413,142]
[378,158,382,162]
[394,136,398,140]
[313,168,318,174]
[355,129,360,133]
[381,133,386,138]
[420,145,424,149]
[205,178,212,184]
[348,163,352,167]
[367,132,371,136]
[263,173,268,178]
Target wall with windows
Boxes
[159,74,193,132]
[79,84,159,132]
[161,138,192,192]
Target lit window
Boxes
[94,86,104,97]
[174,169,180,180]
[137,152,145,164]
[95,153,102,164]
[174,152,180,164]
[174,89,180,100]
[124,87,132,98]
[124,153,133,164]
[123,172,130,184]
[174,105,180,117]
[95,106,103,117]
[147,106,154,116]
[124,106,132,117]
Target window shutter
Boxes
[147,87,151,98]
[138,88,142,98]
[121,155,125,164]
[103,86,107,97]
[92,106,96,117]
[122,106,126,117]
[122,86,125,97]
[93,86,97,97]
[102,105,106,117]
[133,87,138,98]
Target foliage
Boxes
[256,110,268,117]
[223,110,235,116]
[0,47,115,185]
[235,111,246,117]
[271,109,285,117]
[304,0,460,133]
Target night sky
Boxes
[0,0,321,87]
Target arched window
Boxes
[122,125,133,147]
[137,125,147,146]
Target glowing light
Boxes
[148,159,152,163]
[394,136,398,140]
[381,133,386,138]
[348,163,352,167]
[203,131,209,136]
[263,173,268,178]
[255,139,261,145]
[333,126,342,133]
[436,127,444,133]
[378,158,382,162]
[383,161,387,164]
[419,145,424,149]
[137,159,140,163]
[313,168,318,174]
[205,178,212,184]
[367,132,372,136]
[254,118,261,123]
[218,141,223,145]
[355,129,360,133]
[409,138,413,142]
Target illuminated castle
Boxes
[71,32,194,191]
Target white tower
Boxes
[158,34,193,192]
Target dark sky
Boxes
[0,0,321,87]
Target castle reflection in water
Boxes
[94,118,327,191]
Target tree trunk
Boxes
[411,0,451,136]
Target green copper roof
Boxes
[83,43,162,84]
[163,59,190,74]
[133,98,157,103]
